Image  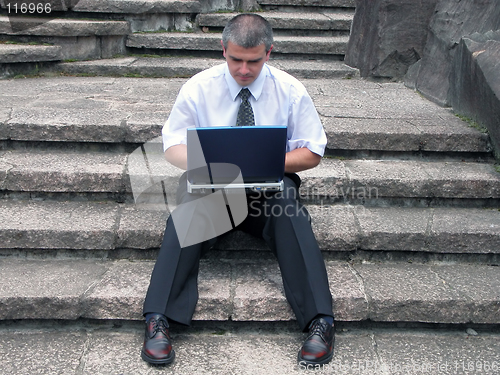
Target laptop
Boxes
[186,126,287,193]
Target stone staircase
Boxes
[0,0,357,79]
[1,0,500,373]
[1,75,500,324]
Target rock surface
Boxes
[345,0,438,79]
[449,31,500,158]
[346,0,500,157]
[411,0,500,106]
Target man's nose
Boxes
[240,62,250,74]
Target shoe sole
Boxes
[141,349,175,365]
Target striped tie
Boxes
[236,88,255,127]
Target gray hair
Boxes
[222,14,274,52]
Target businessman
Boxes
[141,13,335,367]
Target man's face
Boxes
[222,41,272,86]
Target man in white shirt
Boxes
[141,14,335,367]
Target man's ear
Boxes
[221,40,227,58]
[265,44,273,61]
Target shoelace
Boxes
[150,318,169,338]
[307,320,330,343]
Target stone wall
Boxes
[346,0,500,158]
[200,0,260,12]
[408,0,500,106]
[345,0,438,79]
[449,31,500,158]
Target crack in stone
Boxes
[347,262,371,320]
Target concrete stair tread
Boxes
[258,0,356,7]
[0,200,499,253]
[0,257,498,324]
[1,76,489,152]
[0,16,130,36]
[70,0,202,14]
[1,147,499,198]
[2,322,498,375]
[325,117,490,152]
[126,32,349,55]
[0,0,200,13]
[0,43,62,63]
[55,56,359,79]
[196,11,354,31]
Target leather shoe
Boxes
[141,314,175,365]
[297,317,335,366]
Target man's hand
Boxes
[284,148,321,173]
[165,144,188,170]
[166,144,321,173]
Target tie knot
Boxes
[239,88,251,101]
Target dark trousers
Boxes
[143,173,333,331]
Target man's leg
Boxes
[143,216,214,324]
[240,175,333,329]
[142,174,216,365]
[239,175,335,365]
[143,173,216,323]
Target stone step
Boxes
[196,11,353,33]
[0,200,499,254]
[0,76,490,154]
[1,147,499,199]
[10,322,500,374]
[0,16,130,37]
[54,56,359,80]
[2,321,499,375]
[0,42,61,63]
[0,17,129,61]
[47,0,203,14]
[126,33,349,57]
[258,0,356,7]
[64,0,200,33]
[0,257,498,324]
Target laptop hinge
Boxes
[187,180,284,194]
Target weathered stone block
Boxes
[0,43,61,63]
[8,106,128,143]
[72,0,201,14]
[0,16,130,36]
[117,205,168,249]
[345,0,438,79]
[326,261,369,321]
[429,208,500,254]
[0,331,86,374]
[125,13,194,33]
[1,150,128,193]
[0,201,120,250]
[194,260,233,321]
[259,0,355,6]
[450,32,500,158]
[432,264,500,323]
[354,263,469,323]
[83,260,154,320]
[198,0,246,13]
[0,259,107,319]
[309,205,358,251]
[233,261,294,322]
[412,0,500,106]
[356,207,430,251]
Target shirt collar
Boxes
[225,63,268,102]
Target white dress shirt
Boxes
[162,62,327,156]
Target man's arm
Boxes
[165,144,188,170]
[284,147,321,173]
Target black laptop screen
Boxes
[187,126,287,184]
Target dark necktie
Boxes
[236,88,255,127]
